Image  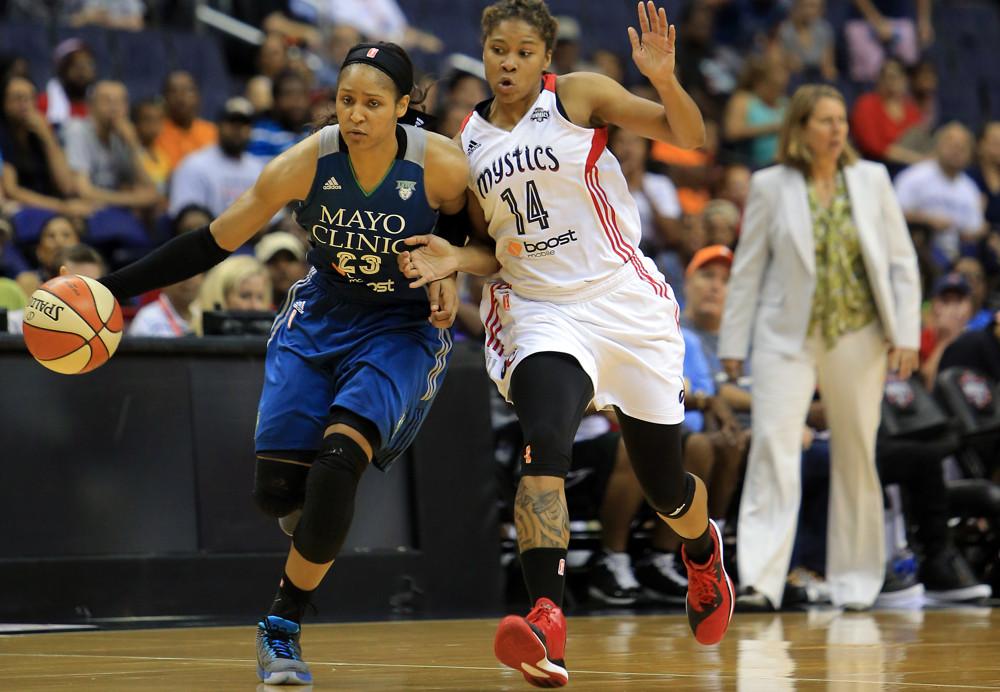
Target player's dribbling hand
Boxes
[628,1,676,80]
[399,235,459,288]
[427,275,458,328]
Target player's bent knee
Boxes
[254,454,312,518]
[518,422,575,479]
[292,433,370,564]
[649,471,697,520]
[518,439,572,478]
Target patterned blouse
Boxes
[807,172,878,349]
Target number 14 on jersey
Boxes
[500,180,549,235]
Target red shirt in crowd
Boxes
[849,92,924,160]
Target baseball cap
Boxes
[53,38,92,67]
[932,272,970,298]
[219,96,255,123]
[254,232,306,263]
[686,245,734,277]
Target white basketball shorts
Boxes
[480,259,686,425]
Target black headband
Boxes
[341,44,413,98]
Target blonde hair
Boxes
[776,84,858,175]
[192,255,271,335]
[703,199,741,228]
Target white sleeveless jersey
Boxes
[460,73,669,301]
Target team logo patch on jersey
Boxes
[323,175,341,190]
[466,139,481,156]
[396,180,417,200]
[530,107,550,122]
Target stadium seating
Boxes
[168,29,232,119]
[115,27,170,103]
[0,20,55,85]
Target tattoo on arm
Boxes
[514,484,569,551]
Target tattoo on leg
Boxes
[514,484,569,551]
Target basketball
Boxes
[22,275,123,374]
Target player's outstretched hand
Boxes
[399,235,459,288]
[427,276,458,327]
[628,1,676,81]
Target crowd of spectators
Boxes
[2,0,1000,612]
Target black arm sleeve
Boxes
[434,207,471,247]
[98,225,232,302]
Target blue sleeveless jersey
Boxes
[296,123,439,304]
[257,123,453,470]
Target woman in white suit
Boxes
[718,84,921,611]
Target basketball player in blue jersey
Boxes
[87,43,470,685]
[400,1,734,686]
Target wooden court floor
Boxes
[2,607,998,690]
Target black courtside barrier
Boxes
[0,335,502,622]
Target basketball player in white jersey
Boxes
[399,1,733,686]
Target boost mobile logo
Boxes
[507,229,578,257]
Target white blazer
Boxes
[718,160,921,360]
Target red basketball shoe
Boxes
[681,519,735,645]
[494,597,568,688]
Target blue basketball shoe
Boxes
[256,615,313,685]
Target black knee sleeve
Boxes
[292,433,370,564]
[510,352,594,479]
[657,472,696,519]
[253,452,313,518]
[328,406,382,451]
[616,416,693,517]
[519,423,574,478]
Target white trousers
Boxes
[737,322,888,608]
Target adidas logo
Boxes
[323,176,341,190]
[466,140,481,156]
[292,300,306,314]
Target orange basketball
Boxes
[23,275,123,374]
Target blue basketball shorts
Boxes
[254,274,454,471]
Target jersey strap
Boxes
[318,123,427,166]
